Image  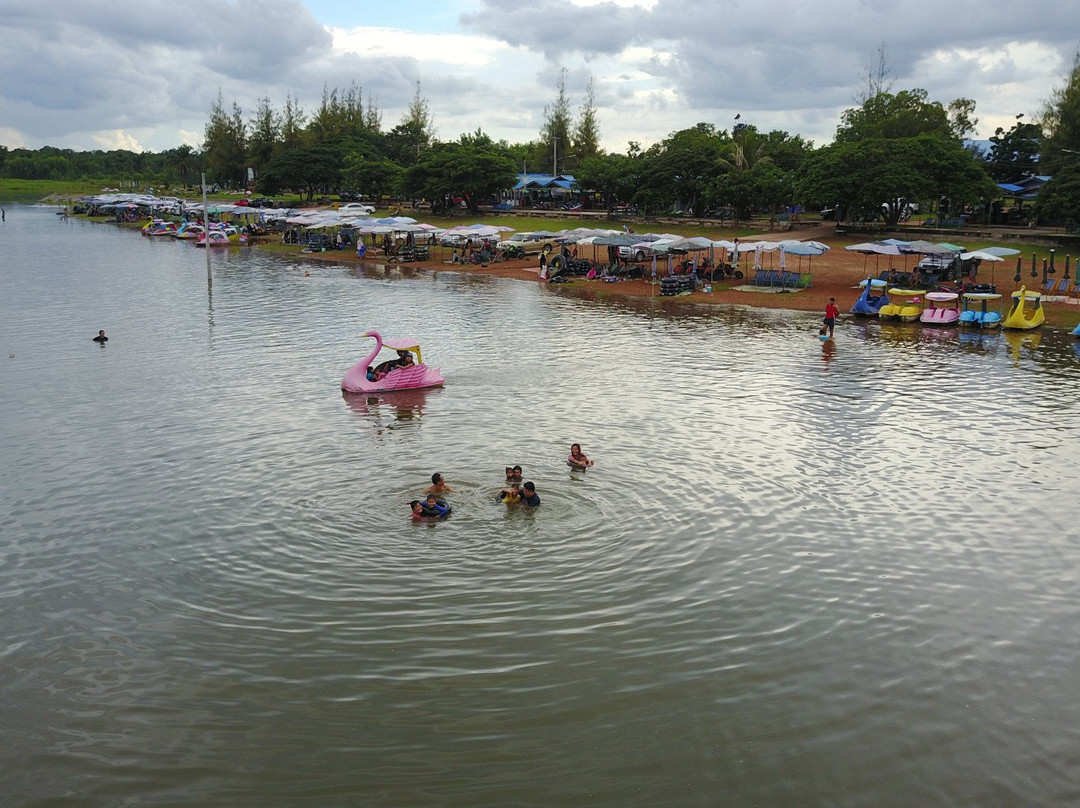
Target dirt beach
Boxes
[285,230,1080,329]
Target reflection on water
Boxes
[341,387,435,433]
[1003,329,1043,365]
[3,205,1080,807]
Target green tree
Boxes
[1034,161,1080,226]
[280,92,307,152]
[572,78,601,164]
[401,130,516,215]
[1040,49,1080,173]
[636,123,725,215]
[985,117,1043,183]
[836,89,953,143]
[539,69,573,174]
[247,96,281,178]
[162,145,199,187]
[801,88,992,226]
[308,83,368,143]
[341,154,402,203]
[203,91,247,187]
[574,151,638,210]
[258,145,341,201]
[383,81,436,166]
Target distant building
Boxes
[995,175,1049,202]
[500,173,579,209]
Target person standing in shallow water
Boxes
[823,297,839,338]
[92,330,108,343]
[519,481,540,507]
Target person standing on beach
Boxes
[823,297,839,338]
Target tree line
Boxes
[2,47,1079,226]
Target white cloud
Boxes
[92,130,145,151]
[330,26,513,68]
[0,0,1078,154]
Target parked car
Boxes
[618,245,649,262]
[440,233,489,249]
[495,232,553,255]
[340,202,375,214]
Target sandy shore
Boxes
[282,231,1080,330]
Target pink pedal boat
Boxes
[920,291,961,325]
[341,330,445,393]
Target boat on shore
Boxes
[196,230,232,247]
[173,222,204,240]
[1002,286,1045,330]
[141,219,178,237]
[959,292,1003,329]
[878,289,923,322]
[851,277,889,316]
[920,291,960,325]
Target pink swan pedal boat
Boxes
[341,330,444,393]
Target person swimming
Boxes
[424,473,455,494]
[499,482,521,504]
[567,443,594,470]
[92,330,108,343]
[505,465,523,481]
[411,496,451,519]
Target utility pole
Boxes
[201,172,211,288]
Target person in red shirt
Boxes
[823,298,839,338]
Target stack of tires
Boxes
[660,275,696,296]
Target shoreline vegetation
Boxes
[27,187,1080,332]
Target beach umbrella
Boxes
[1014,257,1022,283]
[900,240,955,256]
[779,239,829,256]
[846,241,901,273]
[1031,252,1038,278]
[978,246,1021,258]
[960,250,1004,283]
[846,241,901,255]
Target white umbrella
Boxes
[960,250,1005,262]
[845,242,901,255]
[960,250,1005,284]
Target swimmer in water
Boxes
[424,473,455,494]
[506,465,523,482]
[499,482,521,504]
[423,494,451,517]
[567,443,593,470]
[92,330,108,343]
[519,481,540,507]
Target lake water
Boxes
[3,204,1080,807]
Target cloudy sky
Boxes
[1,0,1077,158]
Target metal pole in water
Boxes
[202,172,212,288]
